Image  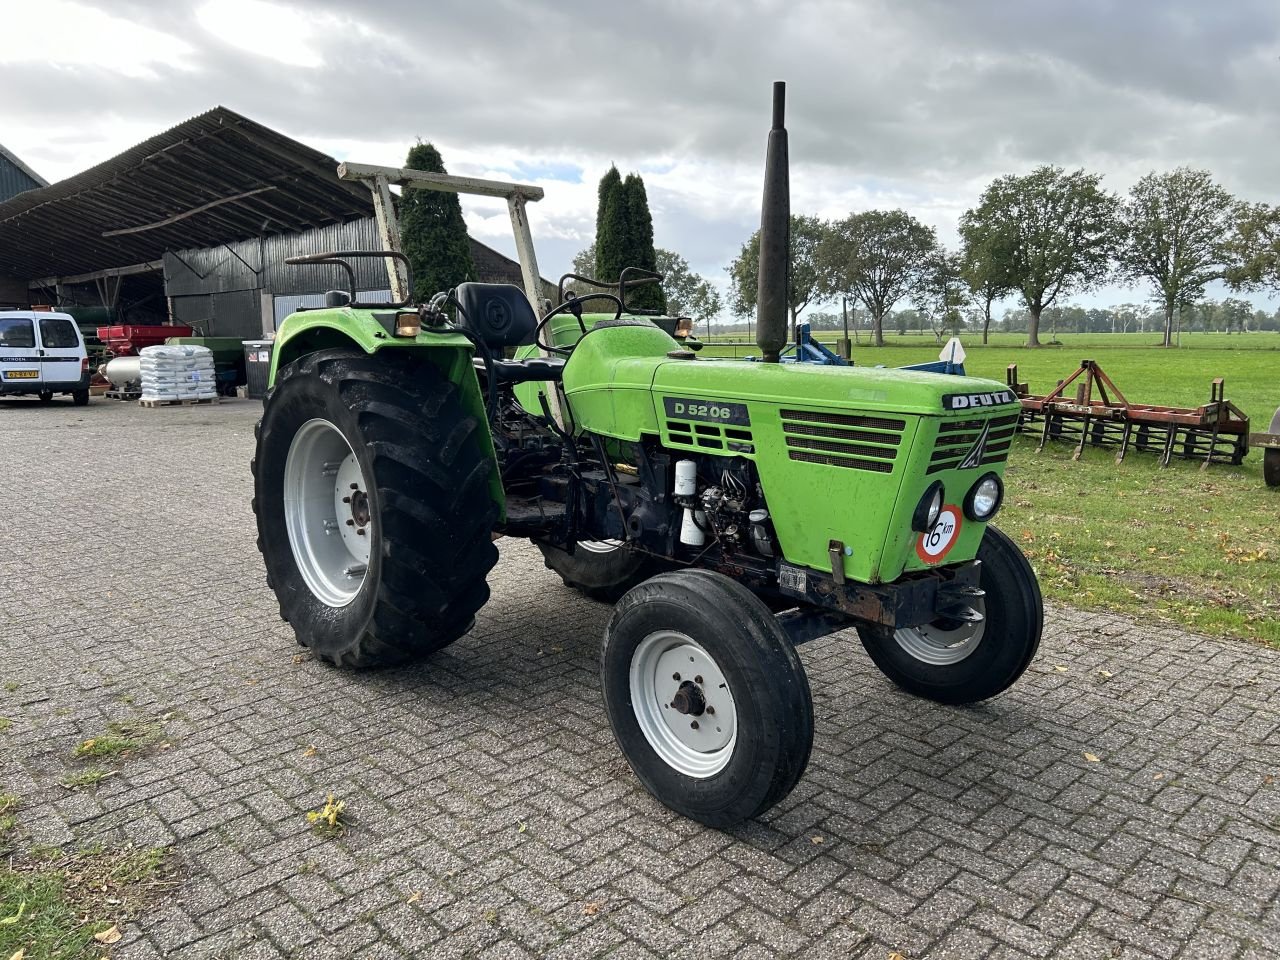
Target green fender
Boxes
[268,306,506,518]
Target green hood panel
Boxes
[652,359,1013,419]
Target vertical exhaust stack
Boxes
[755,81,790,364]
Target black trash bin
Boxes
[243,340,273,400]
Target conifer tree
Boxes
[399,142,475,302]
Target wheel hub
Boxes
[893,596,986,666]
[670,680,706,716]
[630,632,737,778]
[284,420,371,608]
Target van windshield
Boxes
[0,318,35,349]
[39,318,80,348]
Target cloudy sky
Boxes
[4,0,1279,318]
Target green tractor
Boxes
[252,84,1042,827]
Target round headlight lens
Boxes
[965,473,1003,521]
[912,480,946,532]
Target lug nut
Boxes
[690,721,699,730]
[356,529,366,537]
[706,705,715,715]
[342,496,351,504]
[346,519,355,526]
[672,673,681,681]
[694,675,703,684]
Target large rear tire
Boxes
[538,539,657,602]
[602,570,813,827]
[252,348,499,667]
[857,524,1042,704]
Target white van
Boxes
[0,310,90,405]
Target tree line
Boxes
[726,166,1280,347]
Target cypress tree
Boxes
[621,174,665,312]
[399,141,475,302]
[595,167,628,285]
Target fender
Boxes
[268,306,506,518]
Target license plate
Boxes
[3,370,37,379]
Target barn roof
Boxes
[0,107,373,281]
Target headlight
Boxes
[911,481,945,532]
[964,472,1003,522]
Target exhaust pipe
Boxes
[755,81,790,364]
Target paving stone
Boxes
[2,399,1278,959]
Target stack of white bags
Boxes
[138,344,218,402]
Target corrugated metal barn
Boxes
[0,108,550,334]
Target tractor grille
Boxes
[780,408,905,472]
[927,413,1019,474]
[665,420,755,453]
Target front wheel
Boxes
[37,391,53,403]
[602,570,813,827]
[252,348,499,667]
[857,524,1042,704]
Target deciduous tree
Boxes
[726,215,829,335]
[961,166,1118,347]
[1117,168,1239,347]
[819,210,937,346]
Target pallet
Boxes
[138,396,220,408]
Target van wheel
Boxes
[72,389,89,406]
[37,391,53,403]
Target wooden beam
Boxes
[101,187,277,237]
[337,162,544,202]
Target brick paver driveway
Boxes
[2,398,1277,959]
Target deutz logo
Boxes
[942,389,1015,411]
[958,420,990,470]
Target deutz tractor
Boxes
[252,84,1042,827]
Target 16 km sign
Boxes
[915,506,963,564]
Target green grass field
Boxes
[699,330,1280,646]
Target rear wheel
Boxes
[602,570,813,826]
[538,539,657,601]
[857,524,1042,704]
[72,389,89,406]
[252,347,499,667]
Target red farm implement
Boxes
[1006,359,1250,469]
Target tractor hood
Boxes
[651,358,1015,419]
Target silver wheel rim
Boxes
[629,631,737,778]
[283,418,371,608]
[577,539,623,554]
[893,597,986,666]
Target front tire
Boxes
[252,348,499,667]
[538,539,657,602]
[602,570,813,827]
[37,390,53,403]
[857,524,1042,704]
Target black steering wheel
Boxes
[533,292,623,356]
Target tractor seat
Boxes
[474,356,566,384]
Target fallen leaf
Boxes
[302,746,317,758]
[406,891,422,904]
[1097,670,1114,679]
[889,952,909,960]
[581,901,603,916]
[1053,665,1068,673]
[9,949,26,960]
[1153,772,1165,780]
[94,924,123,944]
[0,901,24,925]
[810,835,824,845]
[1083,752,1101,763]
[517,822,527,834]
